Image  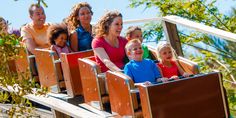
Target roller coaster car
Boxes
[78,57,109,111]
[34,49,94,95]
[106,71,142,117]
[139,72,229,118]
[60,50,94,97]
[14,47,39,81]
[77,47,199,112]
[106,71,229,118]
[34,48,65,93]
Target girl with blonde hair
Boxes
[156,42,190,80]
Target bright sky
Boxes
[0,0,235,30]
[0,0,158,29]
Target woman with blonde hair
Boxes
[65,2,93,51]
[92,10,127,72]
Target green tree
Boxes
[129,0,236,115]
[0,33,46,117]
[0,1,47,117]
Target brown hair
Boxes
[47,24,68,45]
[0,17,8,34]
[28,4,44,16]
[95,10,122,37]
[65,2,93,32]
[126,26,142,40]
[125,38,141,53]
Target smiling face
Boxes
[54,33,68,47]
[108,16,123,37]
[130,30,143,42]
[128,42,143,61]
[30,6,46,27]
[159,47,173,61]
[77,6,92,26]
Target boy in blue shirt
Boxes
[124,39,163,85]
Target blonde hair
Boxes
[95,10,122,37]
[125,38,141,54]
[65,2,93,32]
[125,26,142,40]
[156,42,177,60]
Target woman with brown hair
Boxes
[92,10,127,72]
[65,2,93,52]
[0,17,8,34]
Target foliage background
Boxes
[0,1,47,117]
[129,0,236,116]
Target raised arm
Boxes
[70,31,78,52]
[93,47,121,72]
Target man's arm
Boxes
[21,26,37,55]
[24,38,37,55]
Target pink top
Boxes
[92,36,127,72]
[51,45,70,57]
[157,60,179,78]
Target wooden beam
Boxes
[51,109,70,118]
[163,15,236,43]
[24,94,109,118]
[0,86,111,118]
[123,17,161,24]
[162,21,184,56]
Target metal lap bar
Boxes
[28,55,35,59]
[97,73,109,96]
[130,88,139,93]
[97,73,105,78]
[50,51,62,93]
[54,59,61,64]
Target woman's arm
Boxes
[93,47,122,71]
[70,31,78,52]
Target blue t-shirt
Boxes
[75,26,93,51]
[124,59,162,83]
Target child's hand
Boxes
[160,77,169,83]
[183,72,190,77]
[144,81,152,86]
[170,75,179,80]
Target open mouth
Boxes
[135,52,143,55]
[116,30,121,34]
